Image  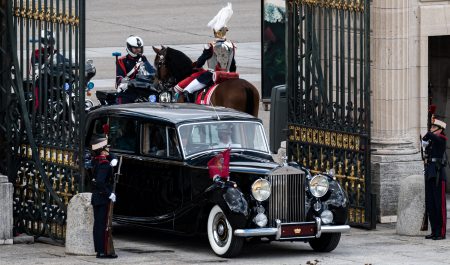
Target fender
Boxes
[204,181,249,228]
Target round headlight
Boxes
[320,210,334,224]
[309,175,329,197]
[159,92,171,103]
[251,179,271,201]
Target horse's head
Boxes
[153,45,170,82]
[153,45,194,89]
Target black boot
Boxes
[425,234,435,239]
[183,91,193,103]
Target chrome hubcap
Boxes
[212,212,229,247]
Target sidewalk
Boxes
[2,199,450,265]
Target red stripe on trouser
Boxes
[176,70,206,89]
[441,180,447,237]
[103,203,110,253]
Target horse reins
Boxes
[155,51,177,89]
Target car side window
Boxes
[167,127,181,158]
[109,117,137,152]
[142,123,168,157]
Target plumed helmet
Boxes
[91,137,108,151]
[40,30,56,49]
[126,35,144,57]
[208,3,233,39]
[432,118,446,130]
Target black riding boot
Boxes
[183,91,193,103]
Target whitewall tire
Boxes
[207,205,243,258]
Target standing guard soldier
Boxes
[422,118,447,240]
[90,138,119,258]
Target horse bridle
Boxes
[155,51,177,90]
[155,53,166,79]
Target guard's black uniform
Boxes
[423,131,447,239]
[91,154,114,255]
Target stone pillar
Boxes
[65,193,95,255]
[0,175,13,245]
[371,0,422,222]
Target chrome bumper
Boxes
[234,218,351,239]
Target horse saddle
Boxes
[195,71,240,105]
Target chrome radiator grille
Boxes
[267,171,305,224]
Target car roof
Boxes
[89,103,261,125]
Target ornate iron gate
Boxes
[286,0,373,228]
[0,0,85,241]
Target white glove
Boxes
[117,82,128,93]
[421,140,429,148]
[109,193,116,202]
[110,158,118,167]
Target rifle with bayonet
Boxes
[420,104,436,231]
[105,156,122,256]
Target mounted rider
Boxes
[116,35,156,104]
[175,3,237,103]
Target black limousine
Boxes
[83,103,350,257]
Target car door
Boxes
[106,116,142,218]
[136,122,184,223]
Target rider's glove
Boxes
[109,193,116,202]
[117,82,128,93]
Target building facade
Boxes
[371,0,450,222]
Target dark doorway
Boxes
[429,35,450,192]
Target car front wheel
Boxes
[207,205,244,258]
[308,233,341,252]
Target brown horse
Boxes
[152,46,259,117]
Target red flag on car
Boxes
[207,148,230,180]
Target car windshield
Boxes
[178,121,269,157]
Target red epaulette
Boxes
[438,134,448,141]
[94,155,110,164]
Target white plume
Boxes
[207,2,233,31]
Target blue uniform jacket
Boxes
[423,132,448,181]
[91,156,114,206]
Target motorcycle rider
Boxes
[116,35,156,104]
[31,30,68,67]
[30,30,69,111]
[174,3,236,103]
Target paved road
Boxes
[86,0,260,47]
[2,221,450,265]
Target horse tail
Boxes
[243,80,259,117]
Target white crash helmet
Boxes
[126,35,144,57]
[40,30,56,49]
